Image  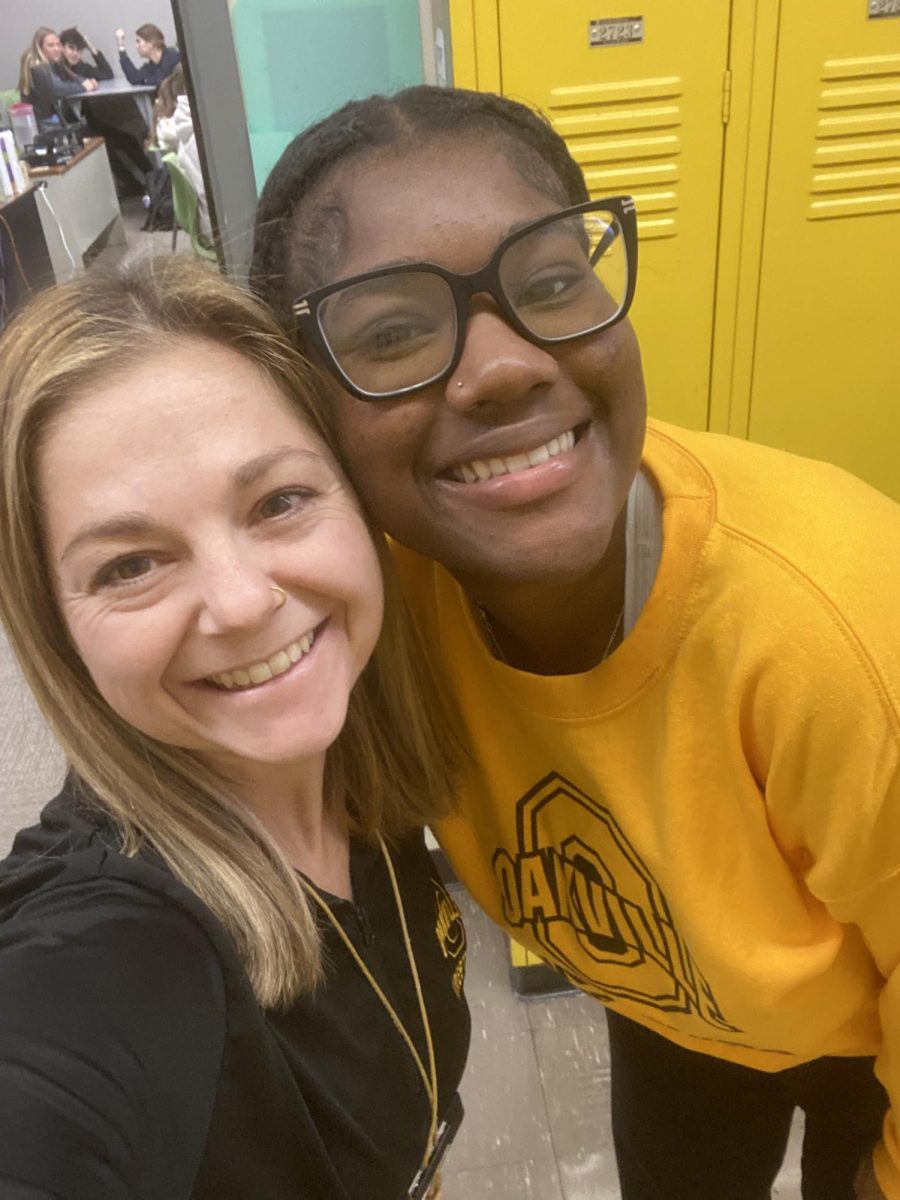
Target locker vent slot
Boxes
[546,77,682,240]
[810,54,900,219]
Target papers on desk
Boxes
[0,132,28,199]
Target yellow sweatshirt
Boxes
[392,420,900,1195]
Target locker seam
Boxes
[743,0,785,441]
[707,0,740,432]
[493,0,502,93]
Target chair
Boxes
[0,89,19,137]
[162,151,216,261]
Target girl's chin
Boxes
[193,719,347,780]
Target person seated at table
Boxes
[59,27,114,81]
[153,64,211,236]
[58,24,155,196]
[116,22,180,89]
[17,26,97,128]
[19,26,149,195]
[0,256,469,1200]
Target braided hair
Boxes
[250,85,588,325]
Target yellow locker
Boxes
[740,3,900,500]
[490,2,731,431]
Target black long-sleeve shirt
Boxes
[118,46,180,88]
[69,50,114,82]
[0,785,470,1199]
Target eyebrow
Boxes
[60,513,157,564]
[59,446,330,564]
[346,215,563,277]
[231,445,326,489]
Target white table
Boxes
[30,138,125,282]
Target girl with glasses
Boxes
[251,85,900,1200]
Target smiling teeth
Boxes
[450,429,575,484]
[207,632,315,691]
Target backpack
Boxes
[141,166,175,232]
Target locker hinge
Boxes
[722,68,733,125]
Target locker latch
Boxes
[722,68,733,125]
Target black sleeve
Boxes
[89,50,114,81]
[0,880,226,1200]
[118,51,142,85]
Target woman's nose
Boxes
[195,552,280,636]
[445,305,560,414]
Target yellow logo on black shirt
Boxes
[433,880,466,999]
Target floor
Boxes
[440,885,804,1199]
[0,201,807,1200]
[89,193,187,267]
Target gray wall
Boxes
[1,0,177,92]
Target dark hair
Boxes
[250,85,588,325]
[136,22,165,49]
[59,27,87,50]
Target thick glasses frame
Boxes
[291,195,639,402]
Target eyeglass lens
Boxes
[316,207,627,397]
[317,271,457,399]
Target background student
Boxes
[115,21,180,89]
[153,63,210,235]
[17,27,97,128]
[59,27,114,81]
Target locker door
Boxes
[497,2,731,429]
[747,2,900,500]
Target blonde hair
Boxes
[18,26,76,95]
[0,256,461,1008]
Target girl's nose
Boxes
[445,305,560,415]
[195,553,282,637]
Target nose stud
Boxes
[270,584,286,609]
[456,381,464,388]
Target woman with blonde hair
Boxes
[17,26,97,127]
[0,257,468,1199]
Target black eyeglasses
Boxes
[291,196,638,402]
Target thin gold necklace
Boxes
[295,836,439,1167]
[474,601,624,667]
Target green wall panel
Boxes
[230,0,424,192]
